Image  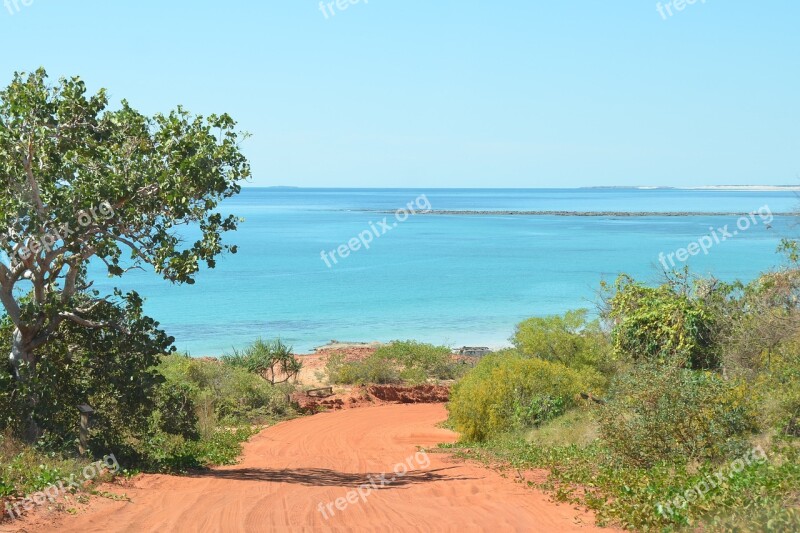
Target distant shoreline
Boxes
[582,185,800,191]
[252,185,800,191]
[349,210,797,217]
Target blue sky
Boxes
[0,0,798,188]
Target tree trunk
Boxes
[8,327,41,443]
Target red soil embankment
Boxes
[293,384,450,413]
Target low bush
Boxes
[603,273,722,370]
[159,354,294,432]
[0,431,87,499]
[221,339,302,385]
[0,326,296,480]
[512,310,614,377]
[442,434,800,531]
[74,354,295,473]
[598,365,760,466]
[134,424,256,472]
[0,430,130,524]
[325,351,399,385]
[326,341,466,385]
[524,407,599,448]
[375,341,464,381]
[755,337,800,437]
[448,351,592,441]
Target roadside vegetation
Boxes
[0,70,301,519]
[222,338,302,385]
[1,341,300,518]
[445,266,800,531]
[325,340,469,385]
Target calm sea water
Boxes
[89,188,799,355]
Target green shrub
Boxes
[359,350,402,384]
[524,407,599,448]
[0,293,293,480]
[135,425,255,472]
[374,341,464,381]
[325,351,399,385]
[0,430,127,508]
[513,310,613,375]
[759,338,800,436]
[97,354,293,473]
[603,274,722,370]
[158,354,294,432]
[325,341,464,385]
[222,338,302,385]
[0,431,83,497]
[443,435,800,531]
[598,366,759,466]
[448,351,590,441]
[0,299,183,458]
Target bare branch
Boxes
[75,298,110,314]
[22,146,46,218]
[109,234,152,263]
[58,312,107,329]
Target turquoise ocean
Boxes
[89,188,799,355]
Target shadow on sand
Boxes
[187,466,474,488]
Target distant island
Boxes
[581,185,800,191]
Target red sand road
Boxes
[17,404,607,532]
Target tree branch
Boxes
[22,143,46,218]
[58,312,107,329]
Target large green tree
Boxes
[0,69,250,435]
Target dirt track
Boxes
[17,404,605,532]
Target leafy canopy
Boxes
[0,68,249,374]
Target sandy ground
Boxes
[8,404,608,533]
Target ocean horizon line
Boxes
[245,185,800,191]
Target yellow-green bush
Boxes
[448,351,591,441]
[513,310,613,373]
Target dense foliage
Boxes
[603,273,722,369]
[513,309,612,372]
[160,353,295,435]
[448,351,594,441]
[0,68,249,441]
[0,295,180,456]
[598,366,758,466]
[446,267,800,530]
[0,329,296,476]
